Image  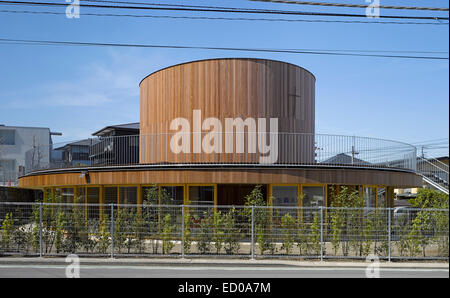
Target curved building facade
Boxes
[18,58,422,210]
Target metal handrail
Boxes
[417,156,449,173]
[416,156,449,193]
[18,133,418,175]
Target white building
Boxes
[0,124,61,186]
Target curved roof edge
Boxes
[20,163,417,178]
[139,57,316,87]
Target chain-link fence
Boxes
[0,202,448,260]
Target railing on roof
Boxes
[21,133,418,175]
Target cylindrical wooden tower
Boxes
[139,58,316,164]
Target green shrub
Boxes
[1,212,14,251]
[197,210,214,254]
[280,213,296,255]
[162,214,175,254]
[223,208,242,255]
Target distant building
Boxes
[0,124,61,186]
[91,122,139,137]
[321,153,368,166]
[53,139,94,168]
[90,122,139,165]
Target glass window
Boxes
[0,129,15,145]
[160,186,184,205]
[189,186,214,218]
[364,187,377,208]
[377,187,386,208]
[0,160,16,184]
[104,187,118,205]
[43,188,51,202]
[0,159,15,172]
[302,186,325,208]
[76,187,85,204]
[119,187,137,205]
[54,188,61,198]
[87,187,100,219]
[103,187,118,215]
[272,186,298,217]
[62,188,74,204]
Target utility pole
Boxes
[351,135,359,165]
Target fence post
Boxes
[388,207,391,262]
[39,202,43,258]
[181,205,185,259]
[251,206,255,260]
[110,204,114,259]
[320,206,324,261]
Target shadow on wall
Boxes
[0,186,42,203]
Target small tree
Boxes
[81,219,98,254]
[183,202,193,254]
[223,208,241,255]
[329,186,364,256]
[373,212,389,257]
[407,217,422,257]
[310,211,321,257]
[113,208,127,254]
[1,212,14,252]
[410,189,449,257]
[30,203,41,253]
[395,217,411,257]
[12,224,32,254]
[197,210,214,254]
[296,216,309,256]
[142,191,160,254]
[97,214,110,254]
[242,185,274,255]
[133,211,146,254]
[212,211,225,254]
[329,209,343,256]
[362,213,374,257]
[39,193,63,253]
[435,209,449,257]
[62,196,85,254]
[54,211,66,254]
[161,214,175,254]
[280,213,296,255]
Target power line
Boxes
[411,138,449,145]
[249,0,450,11]
[1,8,448,26]
[0,1,448,20]
[0,38,448,60]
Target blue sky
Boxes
[0,0,448,156]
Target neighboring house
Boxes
[91,122,140,138]
[53,139,97,168]
[90,122,139,165]
[0,124,61,186]
[320,153,369,166]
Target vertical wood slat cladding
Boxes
[139,58,316,165]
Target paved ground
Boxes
[0,257,447,278]
[0,264,448,278]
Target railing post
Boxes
[388,207,391,262]
[181,205,185,259]
[320,206,324,261]
[251,205,255,260]
[39,202,43,258]
[110,203,114,259]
